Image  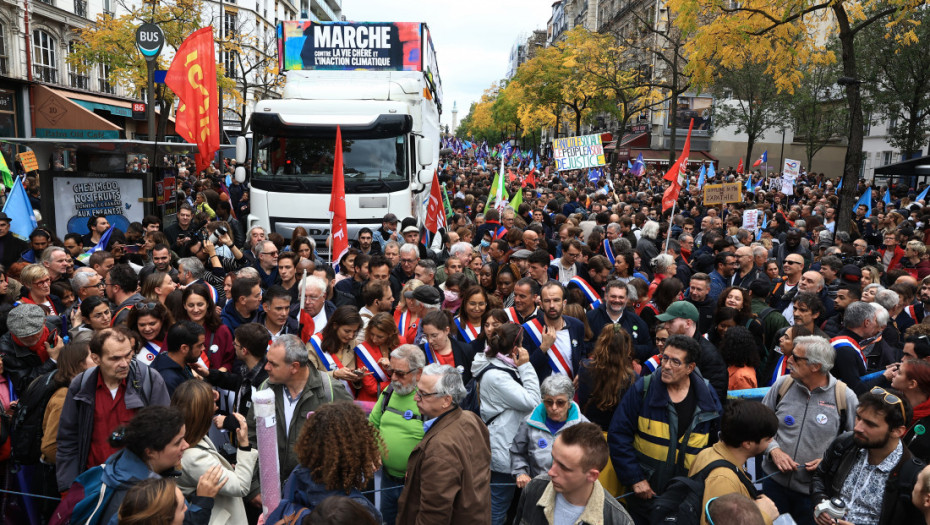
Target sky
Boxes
[346,0,554,131]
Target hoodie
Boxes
[220,299,260,332]
[267,465,381,523]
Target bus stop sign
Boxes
[136,23,164,62]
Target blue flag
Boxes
[883,188,892,206]
[756,212,767,241]
[917,185,929,202]
[2,176,36,241]
[627,160,634,170]
[707,163,716,180]
[745,175,753,192]
[697,165,706,188]
[836,178,843,194]
[632,153,645,176]
[854,187,873,217]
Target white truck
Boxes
[236,21,442,253]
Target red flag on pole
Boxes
[524,169,536,188]
[329,126,348,266]
[424,170,445,237]
[736,158,744,174]
[661,118,694,212]
[164,27,219,174]
[507,169,516,183]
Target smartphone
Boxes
[46,329,58,346]
[125,244,142,254]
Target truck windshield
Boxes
[251,133,408,194]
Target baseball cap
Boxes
[656,301,699,323]
[405,286,442,306]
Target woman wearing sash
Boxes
[419,310,475,385]
[179,284,234,371]
[453,287,488,345]
[355,312,402,402]
[308,306,364,393]
[393,279,424,343]
[126,302,173,366]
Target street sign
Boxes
[135,23,165,62]
[132,102,146,121]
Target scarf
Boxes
[13,325,50,363]
[913,396,930,425]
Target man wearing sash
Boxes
[298,275,335,343]
[505,278,539,325]
[587,281,653,362]
[566,255,611,312]
[830,301,882,394]
[521,282,585,381]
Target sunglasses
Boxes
[870,387,907,424]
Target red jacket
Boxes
[879,245,906,271]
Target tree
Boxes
[69,0,239,142]
[788,62,848,171]
[711,59,790,165]
[665,0,925,235]
[857,7,930,158]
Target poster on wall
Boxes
[668,96,713,131]
[52,175,144,235]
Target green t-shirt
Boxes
[369,388,426,478]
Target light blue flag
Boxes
[836,178,843,194]
[627,160,634,170]
[916,185,929,202]
[2,176,36,241]
[632,153,645,176]
[707,163,716,180]
[745,176,753,192]
[687,175,691,191]
[756,212,767,241]
[853,187,873,217]
[883,188,892,206]
[697,165,706,188]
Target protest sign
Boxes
[743,209,760,232]
[703,182,742,205]
[553,134,606,171]
[783,159,801,180]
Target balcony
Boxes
[34,65,58,83]
[311,0,336,21]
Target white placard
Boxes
[782,180,794,195]
[743,210,759,232]
[52,175,144,236]
[783,159,801,179]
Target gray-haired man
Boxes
[397,364,491,524]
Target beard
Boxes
[853,430,892,450]
[392,380,416,396]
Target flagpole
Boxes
[664,200,676,252]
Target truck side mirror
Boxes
[417,169,433,184]
[417,138,433,166]
[234,166,246,183]
[235,136,247,164]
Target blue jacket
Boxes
[151,352,194,396]
[608,371,721,494]
[268,465,381,523]
[708,270,727,301]
[220,299,260,332]
[521,313,587,381]
[586,305,653,362]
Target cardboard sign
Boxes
[553,134,606,171]
[17,151,38,173]
[703,183,742,205]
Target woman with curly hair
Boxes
[717,286,765,353]
[355,312,402,402]
[576,325,637,431]
[719,326,760,390]
[126,301,174,366]
[267,402,382,522]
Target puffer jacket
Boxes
[471,352,541,473]
[510,401,589,478]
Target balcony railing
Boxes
[34,65,58,83]
[74,0,87,17]
[70,73,89,89]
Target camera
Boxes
[814,498,846,520]
[208,225,228,245]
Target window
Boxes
[33,30,58,84]
[98,62,114,94]
[224,11,238,36]
[37,0,53,5]
[74,0,87,17]
[0,23,7,76]
[888,116,898,134]
[224,50,238,80]
[103,0,112,15]
[883,151,893,166]
[68,41,89,89]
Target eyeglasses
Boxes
[390,367,420,379]
[34,278,51,286]
[261,251,279,256]
[660,354,686,368]
[870,386,907,424]
[414,389,442,399]
[784,260,803,266]
[136,302,159,313]
[788,353,809,363]
[83,282,106,290]
[543,398,568,407]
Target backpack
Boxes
[378,385,425,422]
[460,363,522,426]
[775,376,848,433]
[265,470,313,524]
[649,459,757,525]
[49,464,113,525]
[11,371,60,465]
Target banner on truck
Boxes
[279,21,423,72]
[553,134,606,171]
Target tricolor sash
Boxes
[136,341,162,366]
[643,354,661,374]
[523,318,573,378]
[603,238,615,265]
[770,355,790,386]
[197,279,219,304]
[354,341,388,382]
[396,310,412,334]
[569,276,602,309]
[309,333,340,371]
[494,225,507,240]
[454,317,481,343]
[423,342,441,364]
[831,335,867,367]
[505,307,521,324]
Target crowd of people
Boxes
[1,151,930,525]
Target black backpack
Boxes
[650,459,757,525]
[11,371,61,465]
[460,364,521,426]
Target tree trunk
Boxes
[835,6,864,239]
[745,139,755,174]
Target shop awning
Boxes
[66,91,134,118]
[616,148,718,164]
[619,132,649,147]
[32,85,121,140]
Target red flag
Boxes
[661,118,694,212]
[736,158,744,174]
[508,169,516,183]
[164,27,219,174]
[329,126,348,266]
[424,170,445,235]
[524,170,536,188]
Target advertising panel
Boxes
[52,175,144,235]
[278,21,424,72]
